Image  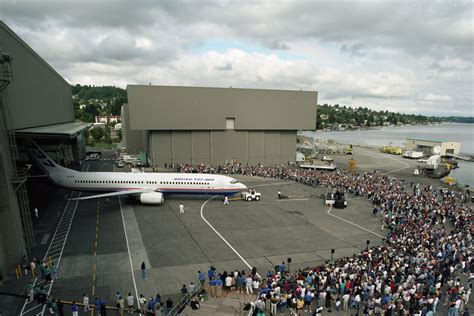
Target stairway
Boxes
[19,191,82,316]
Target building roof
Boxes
[407,137,460,144]
[127,85,318,131]
[15,121,92,139]
[0,21,69,86]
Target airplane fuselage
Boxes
[51,169,245,196]
[26,141,247,204]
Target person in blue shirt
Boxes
[215,277,223,298]
[304,292,313,313]
[94,298,101,314]
[71,302,79,316]
[209,279,217,297]
[147,297,156,312]
[208,267,215,280]
[198,270,206,285]
[50,263,58,280]
[154,293,161,304]
[236,274,244,293]
[99,298,107,316]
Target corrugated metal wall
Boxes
[128,85,317,131]
[150,130,296,167]
[0,22,74,130]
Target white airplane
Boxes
[26,141,247,204]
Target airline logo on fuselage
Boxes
[173,177,214,181]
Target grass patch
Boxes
[87,141,117,149]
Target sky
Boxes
[1,0,472,116]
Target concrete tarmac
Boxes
[9,145,469,315]
[41,157,382,307]
[50,160,135,305]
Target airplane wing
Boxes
[69,189,155,201]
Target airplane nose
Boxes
[239,183,247,190]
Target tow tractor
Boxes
[241,189,261,201]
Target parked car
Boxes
[85,152,101,160]
[132,160,145,167]
[115,159,124,167]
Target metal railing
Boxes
[166,278,203,316]
[19,190,82,315]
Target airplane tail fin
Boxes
[25,141,75,176]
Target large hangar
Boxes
[125,85,317,166]
[0,21,88,280]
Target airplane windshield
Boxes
[230,180,239,184]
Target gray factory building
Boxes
[0,21,88,280]
[124,85,317,166]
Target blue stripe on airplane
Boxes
[161,190,240,195]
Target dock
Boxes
[445,153,473,162]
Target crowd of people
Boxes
[22,161,472,315]
[175,162,472,316]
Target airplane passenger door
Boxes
[207,180,214,191]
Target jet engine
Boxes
[139,192,164,205]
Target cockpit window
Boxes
[230,180,238,184]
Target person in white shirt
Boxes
[138,295,147,314]
[454,298,462,315]
[253,279,260,291]
[433,296,439,312]
[353,294,361,311]
[187,282,196,294]
[126,293,135,313]
[246,276,253,294]
[225,275,233,291]
[342,293,350,311]
[82,294,90,312]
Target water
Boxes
[300,123,474,187]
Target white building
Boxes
[95,115,121,124]
[406,138,461,156]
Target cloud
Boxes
[214,62,233,71]
[340,42,366,57]
[422,94,453,102]
[0,0,472,116]
[263,40,290,50]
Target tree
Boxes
[116,129,122,141]
[89,127,104,141]
[104,126,112,144]
[83,129,90,145]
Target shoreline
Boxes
[311,121,474,133]
[297,138,472,191]
[298,123,474,155]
